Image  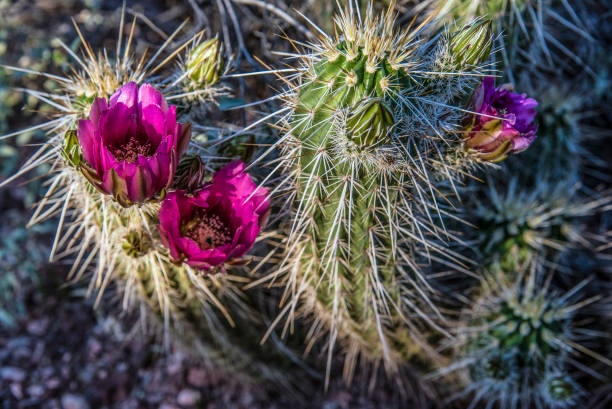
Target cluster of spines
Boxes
[434,0,596,80]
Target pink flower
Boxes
[158,161,270,271]
[464,77,538,162]
[77,82,190,205]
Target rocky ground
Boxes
[0,262,408,409]
[0,273,273,409]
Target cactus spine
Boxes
[266,1,494,381]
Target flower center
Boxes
[182,210,232,250]
[110,133,155,163]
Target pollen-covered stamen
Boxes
[182,209,232,250]
[109,133,155,163]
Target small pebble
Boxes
[61,393,90,409]
[177,389,201,406]
[27,318,50,336]
[46,378,61,390]
[27,384,46,398]
[1,366,26,382]
[187,368,208,388]
[10,382,23,400]
[160,404,180,409]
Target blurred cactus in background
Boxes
[443,263,607,409]
[466,176,610,272]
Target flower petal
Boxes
[110,82,138,110]
[100,103,137,147]
[89,98,108,127]
[140,105,165,149]
[77,119,98,170]
[138,83,168,113]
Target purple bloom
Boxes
[77,82,190,205]
[158,161,270,271]
[465,77,538,162]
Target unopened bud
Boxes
[173,155,208,192]
[450,19,493,68]
[346,98,394,148]
[62,130,82,167]
[186,37,223,87]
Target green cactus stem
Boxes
[266,0,494,382]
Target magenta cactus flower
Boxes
[77,82,191,205]
[158,161,270,271]
[464,77,538,162]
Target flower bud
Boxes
[173,154,208,192]
[346,98,394,147]
[464,118,513,162]
[186,37,223,87]
[464,77,538,162]
[62,130,82,168]
[450,19,493,68]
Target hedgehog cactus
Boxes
[450,266,601,409]
[0,10,287,384]
[468,176,610,272]
[265,1,498,381]
[515,80,586,183]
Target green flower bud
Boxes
[346,98,394,148]
[186,37,223,87]
[62,130,82,168]
[450,19,493,68]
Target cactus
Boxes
[466,174,611,272]
[0,8,293,387]
[430,0,595,80]
[259,0,498,382]
[445,264,604,409]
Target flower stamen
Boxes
[109,133,155,162]
[182,210,232,249]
